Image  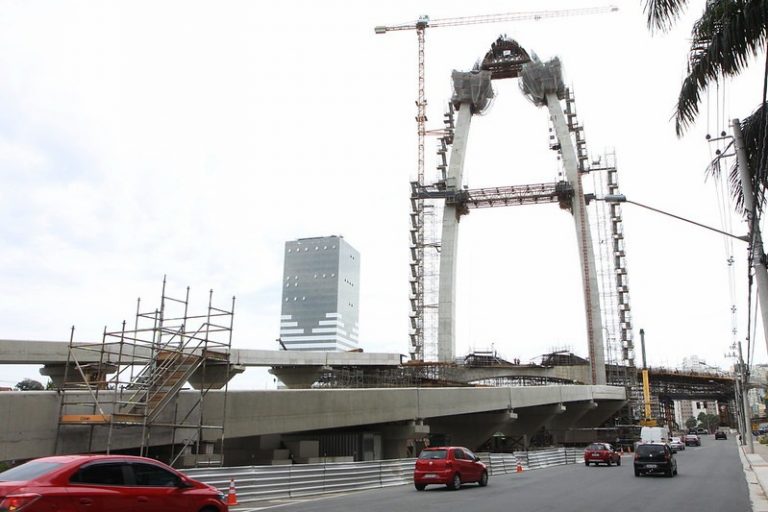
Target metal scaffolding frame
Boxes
[54,278,235,467]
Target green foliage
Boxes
[642,0,768,135]
[696,412,720,432]
[15,378,44,391]
[685,416,698,429]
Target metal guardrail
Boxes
[184,447,586,507]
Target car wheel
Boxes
[478,471,488,487]
[585,461,590,467]
[674,467,678,476]
[448,473,461,490]
[616,457,621,467]
[666,467,673,478]
[199,507,219,512]
[606,459,611,466]
[634,468,640,477]
[415,483,426,491]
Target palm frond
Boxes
[643,0,691,32]
[675,0,768,135]
[734,102,768,212]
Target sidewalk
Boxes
[739,438,768,511]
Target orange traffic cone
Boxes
[516,462,523,473]
[227,479,238,506]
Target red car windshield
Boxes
[586,444,608,451]
[419,450,448,460]
[0,461,64,482]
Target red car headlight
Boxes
[0,493,42,512]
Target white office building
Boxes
[279,235,360,351]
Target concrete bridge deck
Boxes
[0,384,626,462]
[0,339,404,367]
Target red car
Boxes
[0,454,227,512]
[584,442,621,466]
[414,447,488,490]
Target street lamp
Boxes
[596,194,754,452]
[600,195,749,243]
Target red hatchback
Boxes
[413,447,488,490]
[0,454,227,512]
[584,443,621,466]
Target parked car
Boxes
[669,437,685,452]
[683,434,701,446]
[0,454,228,512]
[715,431,727,440]
[584,443,621,466]
[696,428,708,435]
[414,447,488,490]
[634,442,678,477]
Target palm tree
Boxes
[643,0,768,136]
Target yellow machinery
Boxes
[639,329,656,426]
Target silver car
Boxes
[669,436,685,452]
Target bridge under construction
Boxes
[0,29,746,467]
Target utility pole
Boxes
[732,119,768,355]
[738,340,754,453]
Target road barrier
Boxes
[184,447,585,507]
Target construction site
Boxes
[1,7,759,468]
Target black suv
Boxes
[715,431,727,440]
[634,442,677,477]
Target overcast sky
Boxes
[1,1,765,389]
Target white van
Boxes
[640,426,670,445]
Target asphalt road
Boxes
[260,438,750,512]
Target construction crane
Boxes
[374,6,618,195]
[375,6,618,362]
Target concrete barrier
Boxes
[183,447,585,508]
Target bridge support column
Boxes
[379,420,430,459]
[438,71,492,363]
[268,366,324,389]
[429,411,514,451]
[39,362,116,389]
[545,92,606,385]
[547,400,597,444]
[188,363,245,390]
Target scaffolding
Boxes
[587,152,636,374]
[409,102,455,362]
[54,278,235,467]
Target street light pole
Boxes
[598,193,756,450]
[601,195,749,242]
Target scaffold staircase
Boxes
[55,278,235,467]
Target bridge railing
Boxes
[183,447,585,507]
